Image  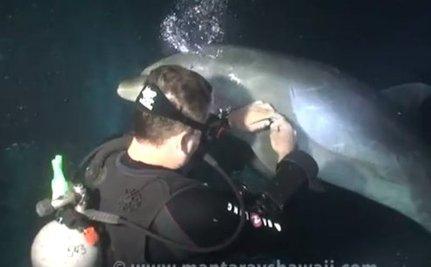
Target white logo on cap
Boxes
[139,86,157,110]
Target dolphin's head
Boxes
[117,74,148,101]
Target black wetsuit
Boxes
[85,134,318,264]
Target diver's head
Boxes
[128,65,213,169]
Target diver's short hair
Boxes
[133,65,212,145]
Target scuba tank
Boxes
[31,148,247,266]
[31,155,101,267]
[31,220,100,267]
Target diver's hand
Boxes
[228,101,276,132]
[269,114,297,162]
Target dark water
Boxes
[1,0,430,266]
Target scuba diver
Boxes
[31,65,318,266]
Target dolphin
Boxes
[117,45,431,232]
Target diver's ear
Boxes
[180,129,200,155]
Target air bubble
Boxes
[161,0,228,55]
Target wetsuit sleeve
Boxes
[204,130,318,206]
[265,150,319,209]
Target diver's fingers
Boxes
[248,119,272,132]
[263,103,276,112]
[269,113,285,123]
[270,114,293,132]
[260,102,275,112]
[269,117,282,132]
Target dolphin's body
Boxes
[117,45,431,232]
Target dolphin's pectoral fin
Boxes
[380,82,431,117]
[380,83,431,141]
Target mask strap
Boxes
[135,83,208,131]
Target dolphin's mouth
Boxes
[117,75,148,101]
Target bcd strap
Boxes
[73,135,133,187]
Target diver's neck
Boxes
[127,137,179,169]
